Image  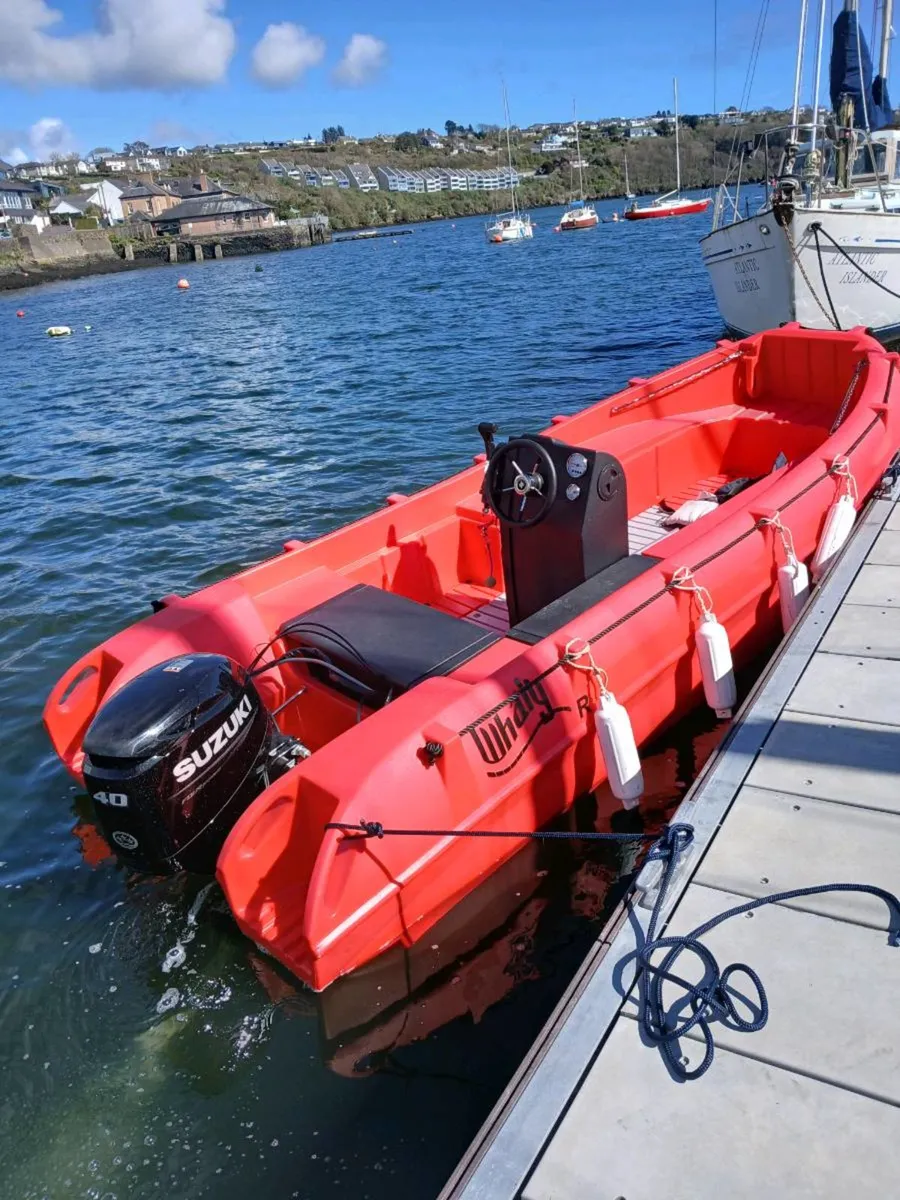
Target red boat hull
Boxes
[44,326,900,992]
[559,214,599,230]
[625,197,711,220]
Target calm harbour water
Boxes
[1,196,738,1200]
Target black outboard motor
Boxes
[82,654,300,875]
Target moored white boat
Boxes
[701,0,900,342]
[558,105,598,231]
[486,83,533,244]
[486,214,534,242]
[624,151,636,200]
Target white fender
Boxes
[811,494,856,582]
[594,692,643,808]
[778,557,810,633]
[696,612,737,718]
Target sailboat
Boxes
[624,151,636,199]
[624,78,711,220]
[485,84,533,243]
[559,104,598,230]
[701,0,900,342]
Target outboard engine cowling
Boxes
[82,654,297,875]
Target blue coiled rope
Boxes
[326,819,900,1080]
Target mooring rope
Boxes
[325,818,900,1080]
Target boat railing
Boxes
[710,119,898,230]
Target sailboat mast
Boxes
[673,77,681,194]
[809,0,828,152]
[790,0,811,139]
[573,100,585,201]
[502,82,516,214]
[880,0,894,80]
[624,152,630,194]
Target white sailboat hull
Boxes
[701,206,900,341]
[486,216,534,242]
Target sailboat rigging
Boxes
[485,83,534,242]
[559,103,599,230]
[624,78,712,220]
[624,151,635,199]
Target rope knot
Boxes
[647,822,695,863]
[831,455,859,503]
[562,636,610,696]
[760,511,799,564]
[670,567,714,617]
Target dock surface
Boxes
[443,472,900,1200]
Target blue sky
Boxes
[0,1,887,161]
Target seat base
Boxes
[279,584,501,707]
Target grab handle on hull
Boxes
[45,648,121,770]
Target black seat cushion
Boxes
[278,584,500,706]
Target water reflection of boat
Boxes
[251,715,728,1078]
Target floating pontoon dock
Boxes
[442,464,900,1200]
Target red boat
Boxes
[624,194,711,220]
[45,326,900,991]
[558,203,599,231]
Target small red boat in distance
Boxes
[624,194,711,220]
[625,79,711,220]
[44,326,900,991]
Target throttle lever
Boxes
[478,422,499,460]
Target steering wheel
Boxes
[484,438,558,528]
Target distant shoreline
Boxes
[0,221,330,294]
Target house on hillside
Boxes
[260,159,288,177]
[375,166,425,193]
[121,183,181,220]
[417,168,445,193]
[77,179,125,221]
[31,179,66,200]
[86,147,116,165]
[150,193,275,237]
[346,163,379,191]
[158,174,226,199]
[49,193,97,223]
[436,167,468,191]
[0,159,11,181]
[0,180,40,226]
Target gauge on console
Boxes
[566,452,588,479]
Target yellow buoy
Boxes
[46,326,72,337]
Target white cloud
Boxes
[29,116,77,159]
[333,34,387,87]
[1,117,76,163]
[251,22,325,87]
[0,0,236,89]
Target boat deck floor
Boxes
[445,473,729,634]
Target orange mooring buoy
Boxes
[177,278,190,290]
[16,309,24,318]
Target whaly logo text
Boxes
[463,676,571,777]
